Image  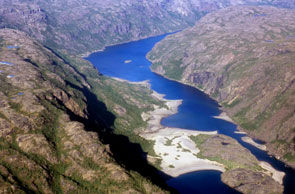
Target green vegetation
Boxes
[233,106,258,131]
[0,111,9,121]
[189,135,262,171]
[164,138,173,146]
[189,134,211,148]
[240,122,257,131]
[0,94,163,193]
[164,59,185,80]
[283,153,295,162]
[223,98,241,108]
[197,84,204,90]
[176,143,181,149]
[78,75,166,159]
[0,76,18,96]
[0,34,170,193]
[8,101,22,112]
[118,129,158,157]
[38,99,61,156]
[147,5,295,167]
[164,136,180,146]
[203,155,260,171]
[182,148,191,153]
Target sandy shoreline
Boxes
[242,136,267,151]
[110,76,285,184]
[141,127,225,177]
[112,77,151,87]
[140,89,226,176]
[79,48,104,58]
[259,161,285,184]
[213,112,233,122]
[140,88,285,184]
[109,77,225,175]
[234,131,247,134]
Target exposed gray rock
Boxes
[221,168,284,194]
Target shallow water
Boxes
[85,34,295,194]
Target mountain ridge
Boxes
[1,0,295,55]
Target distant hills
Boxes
[1,0,294,55]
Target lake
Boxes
[85,34,295,194]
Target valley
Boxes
[1,0,295,193]
[86,33,292,193]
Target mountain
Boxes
[1,0,295,55]
[148,5,295,167]
[0,28,171,193]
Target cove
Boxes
[85,34,295,194]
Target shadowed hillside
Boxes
[0,28,174,193]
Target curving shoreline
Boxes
[259,161,285,185]
[140,92,286,184]
[140,89,226,176]
[112,77,227,175]
[241,136,267,151]
[213,112,233,122]
[112,77,285,183]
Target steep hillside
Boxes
[148,6,295,167]
[0,28,170,193]
[1,0,295,55]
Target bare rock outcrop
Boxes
[221,168,284,194]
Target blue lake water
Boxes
[85,34,295,194]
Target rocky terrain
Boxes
[1,1,295,193]
[0,28,173,193]
[190,134,284,193]
[1,0,295,55]
[148,5,295,167]
[221,168,283,194]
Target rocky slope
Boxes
[221,168,282,194]
[1,0,295,55]
[148,6,295,167]
[190,134,284,194]
[0,28,172,193]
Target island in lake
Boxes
[124,60,132,64]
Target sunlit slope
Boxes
[1,0,295,55]
[0,28,169,193]
[148,6,295,167]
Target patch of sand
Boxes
[124,60,132,63]
[141,90,225,177]
[213,112,233,122]
[259,161,285,184]
[111,77,150,87]
[111,77,284,183]
[242,136,267,151]
[142,128,225,176]
[234,131,247,134]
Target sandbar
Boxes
[259,161,285,184]
[242,136,267,151]
[213,112,233,122]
